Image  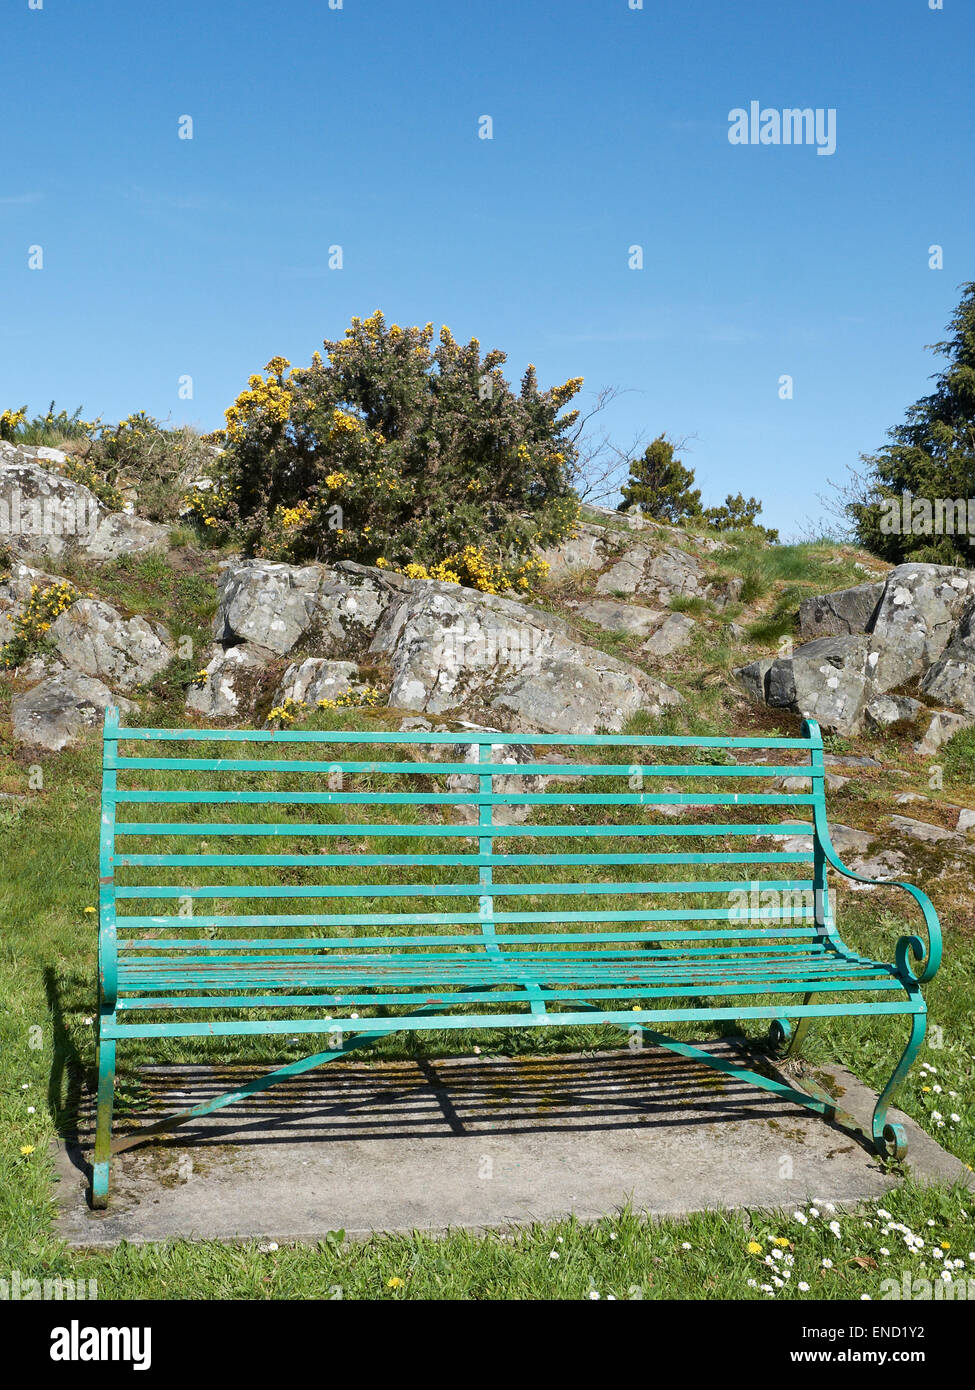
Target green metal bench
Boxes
[92,708,942,1207]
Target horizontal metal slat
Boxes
[113,728,818,749]
[103,1001,922,1040]
[113,757,815,777]
[115,850,814,868]
[113,820,812,839]
[114,878,816,900]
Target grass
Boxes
[713,534,875,607]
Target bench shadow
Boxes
[44,965,92,1186]
[58,1041,871,1183]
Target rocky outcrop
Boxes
[798,581,885,640]
[273,658,367,707]
[863,694,924,732]
[569,599,697,656]
[2,563,174,746]
[739,635,873,736]
[212,558,407,657]
[204,556,684,734]
[913,711,974,756]
[0,444,170,561]
[0,561,68,645]
[736,563,975,738]
[185,643,276,719]
[368,580,681,733]
[569,598,664,637]
[11,674,136,752]
[48,598,173,691]
[641,612,696,657]
[866,564,975,692]
[595,543,710,605]
[921,597,975,714]
[537,522,613,578]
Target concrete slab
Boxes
[53,1041,972,1248]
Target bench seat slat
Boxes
[111,790,817,806]
[113,821,813,838]
[102,1001,923,1041]
[115,907,818,930]
[118,933,827,951]
[116,728,819,747]
[116,978,904,1011]
[114,877,817,900]
[115,949,899,988]
[114,758,816,777]
[116,850,815,867]
[119,947,837,969]
[118,962,895,988]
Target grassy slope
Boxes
[1,526,973,1300]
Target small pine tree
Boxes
[618,435,702,523]
[704,492,778,542]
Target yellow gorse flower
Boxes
[224,358,292,441]
[1,581,79,668]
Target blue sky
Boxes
[2,0,973,538]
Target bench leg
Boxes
[768,1006,813,1058]
[872,1010,926,1162]
[91,1035,116,1209]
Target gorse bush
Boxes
[0,407,28,441]
[198,312,583,590]
[2,402,94,446]
[0,580,80,668]
[1,404,217,524]
[93,414,217,523]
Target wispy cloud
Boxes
[0,192,42,206]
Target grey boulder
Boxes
[641,612,696,657]
[273,658,365,707]
[921,597,975,714]
[0,451,169,562]
[49,598,174,691]
[213,558,404,657]
[798,581,884,640]
[369,581,681,733]
[863,694,924,732]
[737,635,874,736]
[867,563,975,691]
[569,598,665,637]
[11,673,136,752]
[596,543,710,605]
[186,643,276,719]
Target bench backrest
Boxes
[99,710,833,990]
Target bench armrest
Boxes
[815,819,943,985]
[98,901,118,1010]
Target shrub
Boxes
[0,580,80,668]
[704,492,779,542]
[0,408,27,441]
[201,312,583,592]
[5,402,96,447]
[57,456,124,512]
[93,414,217,523]
[2,403,217,523]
